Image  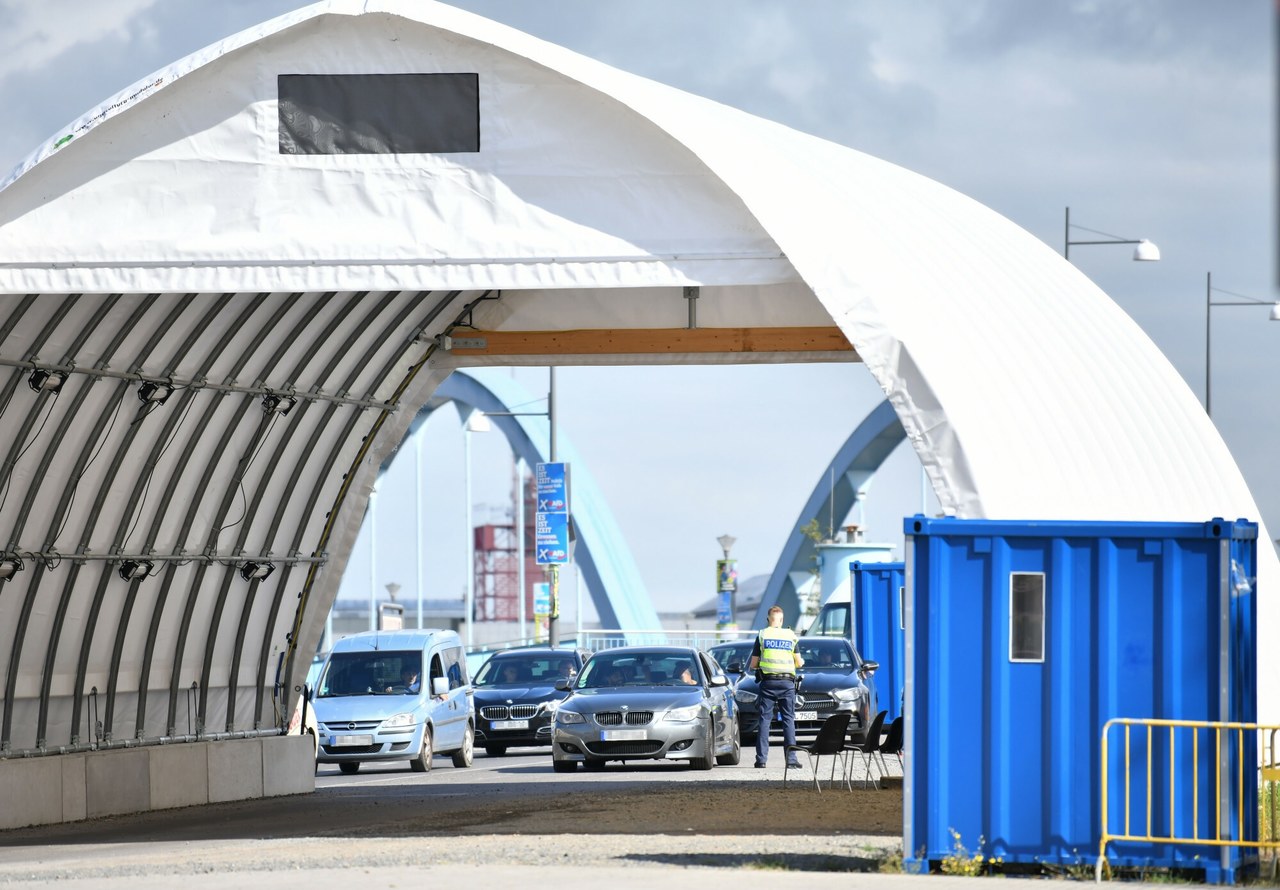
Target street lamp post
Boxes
[1063,207,1160,262]
[717,534,737,629]
[463,409,491,648]
[1204,272,1280,417]
[547,367,562,648]
[368,486,377,632]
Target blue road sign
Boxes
[535,511,569,564]
[535,462,568,513]
[533,582,551,616]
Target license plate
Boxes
[492,720,529,730]
[796,711,817,722]
[332,734,373,747]
[601,729,646,741]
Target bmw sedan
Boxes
[551,646,740,771]
[734,636,878,744]
[472,647,591,756]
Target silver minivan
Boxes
[312,628,473,773]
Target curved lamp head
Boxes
[1132,239,1161,262]
[1270,302,1280,322]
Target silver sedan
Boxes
[551,646,741,771]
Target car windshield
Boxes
[709,643,753,671]
[578,652,702,688]
[474,654,578,687]
[316,650,422,697]
[796,639,856,671]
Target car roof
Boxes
[588,646,699,658]
[328,628,458,653]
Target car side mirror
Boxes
[709,674,728,687]
[431,677,449,696]
[554,678,570,691]
[860,660,880,677]
[726,661,743,673]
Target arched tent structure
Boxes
[0,0,1273,809]
[413,370,660,632]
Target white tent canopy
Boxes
[0,0,1272,756]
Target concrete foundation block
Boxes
[208,738,263,802]
[61,755,86,823]
[0,758,64,829]
[149,742,209,810]
[86,748,150,818]
[263,734,316,797]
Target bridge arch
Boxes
[397,370,660,632]
[751,399,906,628]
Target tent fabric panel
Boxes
[0,10,787,300]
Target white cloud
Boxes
[0,0,159,81]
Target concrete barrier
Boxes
[0,735,314,830]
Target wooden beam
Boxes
[445,327,855,356]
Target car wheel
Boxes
[484,744,508,757]
[451,722,475,768]
[716,716,742,766]
[552,759,577,773]
[338,761,360,775]
[689,719,715,771]
[410,725,434,772]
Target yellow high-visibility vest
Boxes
[756,626,798,676]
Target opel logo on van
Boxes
[347,722,357,730]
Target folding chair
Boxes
[878,715,904,774]
[783,712,852,792]
[844,709,887,788]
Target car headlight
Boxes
[829,688,857,703]
[381,711,415,729]
[734,690,758,704]
[536,699,560,715]
[556,709,585,725]
[666,705,702,722]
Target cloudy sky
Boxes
[2,1,1275,626]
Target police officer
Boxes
[748,605,804,769]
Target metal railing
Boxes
[575,628,757,652]
[1097,718,1280,881]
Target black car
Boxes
[706,639,755,685]
[472,647,592,756]
[733,637,878,743]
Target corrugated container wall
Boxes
[902,517,1258,883]
[851,561,905,722]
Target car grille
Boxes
[594,711,652,726]
[795,693,837,712]
[481,704,542,720]
[318,720,381,732]
[320,744,380,755]
[584,740,664,755]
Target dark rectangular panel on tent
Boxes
[278,73,480,154]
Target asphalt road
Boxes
[0,748,911,887]
[0,748,1235,888]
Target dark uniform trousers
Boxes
[755,675,799,765]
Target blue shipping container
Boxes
[902,517,1257,883]
[851,561,905,723]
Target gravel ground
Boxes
[0,761,905,884]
